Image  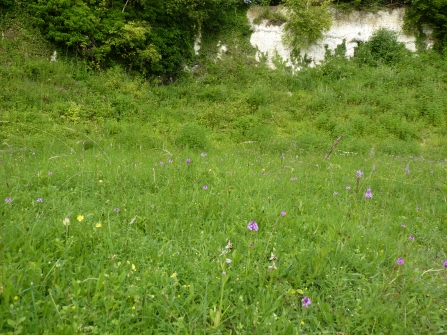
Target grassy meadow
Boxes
[1,8,447,335]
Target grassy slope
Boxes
[1,8,447,158]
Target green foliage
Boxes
[354,28,410,66]
[283,0,332,50]
[176,122,209,149]
[26,0,235,76]
[404,0,447,50]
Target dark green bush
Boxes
[354,28,410,66]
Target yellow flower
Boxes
[131,264,136,271]
[301,321,305,326]
[170,272,177,278]
[95,222,102,228]
[77,215,84,222]
[132,305,136,310]
[71,306,76,310]
[13,296,19,301]
[99,180,103,183]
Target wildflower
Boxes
[114,208,120,213]
[270,252,277,261]
[225,258,232,264]
[186,158,191,164]
[77,215,84,222]
[225,239,232,250]
[63,218,70,226]
[281,211,286,217]
[222,271,226,276]
[346,186,351,190]
[301,296,311,308]
[443,260,447,267]
[365,188,372,199]
[48,171,53,175]
[131,264,136,271]
[37,198,43,203]
[247,221,259,231]
[417,206,421,211]
[268,262,277,270]
[203,185,208,190]
[95,222,102,228]
[13,296,19,301]
[333,191,338,195]
[290,177,297,181]
[409,235,414,240]
[356,170,364,178]
[5,197,12,203]
[201,152,207,157]
[400,224,406,228]
[405,164,410,176]
[169,158,173,164]
[397,258,404,265]
[300,321,305,326]
[170,272,177,278]
[160,161,164,165]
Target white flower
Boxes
[225,258,232,264]
[268,262,277,270]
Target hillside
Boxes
[1,7,447,158]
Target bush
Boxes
[176,122,209,149]
[354,28,409,66]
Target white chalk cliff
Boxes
[247,6,432,69]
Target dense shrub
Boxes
[354,28,410,66]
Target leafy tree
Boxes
[282,0,332,50]
[404,0,447,50]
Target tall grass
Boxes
[1,141,447,333]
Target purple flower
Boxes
[397,258,404,265]
[301,296,311,308]
[203,185,208,190]
[356,170,364,178]
[346,186,351,190]
[201,152,207,157]
[186,158,191,164]
[333,191,338,195]
[160,161,164,165]
[48,171,53,175]
[443,260,447,267]
[37,198,43,203]
[169,158,173,164]
[5,197,12,203]
[409,235,414,240]
[247,221,259,231]
[281,211,286,217]
[417,206,421,211]
[290,177,297,181]
[401,224,406,228]
[114,208,120,213]
[365,188,372,199]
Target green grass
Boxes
[1,8,447,334]
[1,142,447,334]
